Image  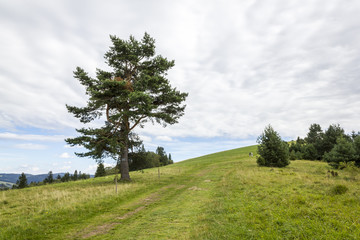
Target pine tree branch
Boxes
[129,116,146,131]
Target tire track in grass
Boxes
[79,184,184,239]
[78,163,218,239]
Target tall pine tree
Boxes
[66,33,187,181]
[16,172,28,189]
[257,125,290,168]
[95,162,106,177]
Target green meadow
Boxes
[1,145,360,239]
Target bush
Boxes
[303,144,318,160]
[339,161,359,181]
[289,150,296,160]
[257,125,290,168]
[353,136,360,167]
[330,184,348,195]
[295,151,303,160]
[324,137,356,169]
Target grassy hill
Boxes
[1,145,360,239]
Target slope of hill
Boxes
[1,145,360,239]
[0,181,13,189]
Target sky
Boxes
[1,0,360,175]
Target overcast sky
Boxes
[1,0,360,174]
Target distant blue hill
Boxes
[0,173,94,185]
[0,173,62,184]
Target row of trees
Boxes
[256,124,360,169]
[288,123,360,168]
[12,170,91,189]
[95,145,173,177]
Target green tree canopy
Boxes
[16,172,28,189]
[65,33,188,181]
[257,125,290,168]
[353,136,360,167]
[303,143,318,160]
[324,137,356,169]
[305,123,323,144]
[304,123,323,159]
[72,170,78,181]
[322,124,345,155]
[44,171,54,184]
[61,173,70,182]
[95,162,106,177]
[156,146,169,166]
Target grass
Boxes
[1,145,360,239]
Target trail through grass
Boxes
[1,146,360,239]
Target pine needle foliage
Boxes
[257,125,290,168]
[65,33,188,180]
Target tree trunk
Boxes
[120,135,131,181]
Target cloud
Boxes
[14,143,47,150]
[134,0,360,140]
[0,132,66,142]
[1,0,360,172]
[60,165,72,170]
[85,164,98,174]
[17,164,41,174]
[155,136,173,142]
[138,135,152,143]
[59,152,71,159]
[31,166,40,172]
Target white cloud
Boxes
[16,164,42,174]
[0,132,66,142]
[138,135,152,143]
[14,143,47,150]
[155,136,173,142]
[60,165,72,170]
[59,152,71,159]
[1,0,360,173]
[85,164,98,174]
[31,167,40,172]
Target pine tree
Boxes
[156,146,169,166]
[305,123,323,159]
[289,150,296,160]
[322,124,345,156]
[44,171,54,184]
[354,135,360,167]
[303,144,318,160]
[257,125,290,168]
[61,172,70,182]
[129,144,147,171]
[168,153,173,164]
[65,33,188,181]
[95,162,106,177]
[305,123,323,144]
[324,137,356,169]
[16,172,28,189]
[73,170,78,181]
